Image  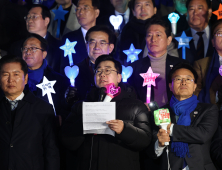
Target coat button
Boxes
[6,121,10,125]
[10,144,13,148]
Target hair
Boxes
[168,62,198,83]
[130,0,156,10]
[186,0,211,9]
[94,55,122,74]
[211,19,222,39]
[29,4,51,28]
[145,15,171,37]
[23,33,48,52]
[77,0,100,9]
[0,55,28,76]
[85,25,116,44]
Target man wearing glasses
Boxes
[22,33,70,122]
[152,62,218,170]
[60,0,100,71]
[10,4,61,73]
[65,25,115,105]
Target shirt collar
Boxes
[115,7,130,21]
[81,27,88,42]
[6,92,24,102]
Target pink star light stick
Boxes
[140,67,160,103]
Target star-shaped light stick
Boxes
[213,4,222,20]
[123,44,142,63]
[52,5,68,38]
[175,31,193,59]
[168,12,180,35]
[60,38,77,66]
[36,76,57,115]
[122,65,133,82]
[140,67,160,103]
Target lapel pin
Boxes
[170,65,173,69]
[194,111,198,114]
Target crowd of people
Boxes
[1,0,222,170]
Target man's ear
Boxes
[109,44,115,54]
[169,83,172,92]
[211,38,215,47]
[24,74,28,85]
[117,73,122,83]
[208,8,212,21]
[193,83,197,92]
[44,17,50,27]
[167,36,172,46]
[95,9,100,18]
[154,7,157,15]
[43,51,47,59]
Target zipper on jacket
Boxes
[89,135,94,170]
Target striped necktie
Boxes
[9,100,18,111]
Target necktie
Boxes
[9,100,18,111]
[196,32,205,60]
[119,14,125,33]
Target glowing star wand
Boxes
[36,76,57,115]
[60,38,77,66]
[175,31,193,60]
[168,12,180,35]
[52,5,68,38]
[140,67,160,103]
[123,44,142,63]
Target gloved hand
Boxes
[65,86,80,106]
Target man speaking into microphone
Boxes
[152,62,218,170]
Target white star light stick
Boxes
[36,76,57,115]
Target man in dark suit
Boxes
[22,33,70,121]
[60,0,100,73]
[10,4,62,73]
[174,0,213,64]
[0,55,60,170]
[128,16,185,108]
[66,25,115,104]
[154,62,218,170]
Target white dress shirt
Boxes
[81,27,88,43]
[190,25,210,57]
[115,7,130,24]
[6,92,24,102]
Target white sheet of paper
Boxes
[82,102,116,136]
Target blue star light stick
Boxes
[123,44,142,63]
[168,12,180,34]
[60,38,77,66]
[175,31,193,60]
[52,5,68,38]
[122,65,133,82]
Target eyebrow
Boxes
[2,70,21,74]
[174,75,193,78]
[96,66,112,69]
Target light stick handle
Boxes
[47,92,56,116]
[171,23,177,35]
[146,85,151,103]
[160,123,169,145]
[182,46,186,59]
[68,54,74,66]
[70,79,75,87]
[103,94,113,102]
[56,19,61,38]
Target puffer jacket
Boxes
[59,83,152,170]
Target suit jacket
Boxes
[28,66,70,119]
[128,54,186,104]
[48,4,80,39]
[151,103,218,170]
[9,32,62,73]
[0,90,60,170]
[209,75,222,104]
[60,28,88,75]
[75,57,95,100]
[173,28,214,64]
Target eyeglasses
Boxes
[173,77,195,84]
[94,69,118,75]
[76,6,92,12]
[24,15,41,21]
[87,41,110,47]
[214,32,222,37]
[21,47,44,53]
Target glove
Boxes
[65,86,80,106]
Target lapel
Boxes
[190,104,202,125]
[63,4,80,36]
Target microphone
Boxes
[98,87,106,102]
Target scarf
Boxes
[198,50,220,103]
[27,59,47,91]
[170,94,199,158]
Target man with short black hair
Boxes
[174,0,213,64]
[60,54,152,170]
[0,55,60,170]
[153,62,218,170]
[10,4,62,73]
